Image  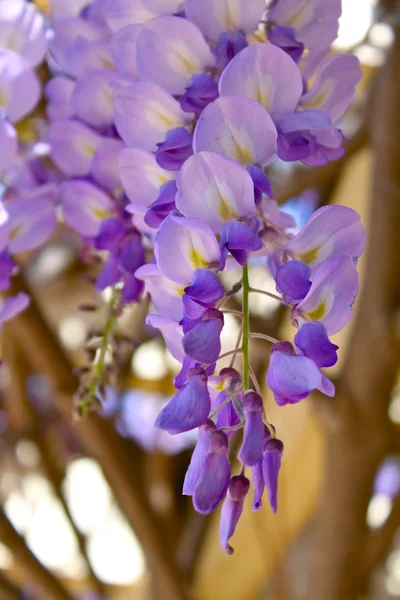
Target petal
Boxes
[71,69,117,129]
[262,438,284,513]
[176,151,256,233]
[183,312,224,363]
[60,180,115,237]
[220,221,262,268]
[144,180,177,228]
[146,314,184,362]
[184,269,224,304]
[238,391,264,466]
[135,262,184,321]
[0,118,17,173]
[155,127,193,171]
[7,185,57,253]
[294,322,338,368]
[64,39,115,79]
[267,348,322,406]
[300,54,362,121]
[118,148,175,210]
[155,214,220,283]
[252,459,264,510]
[180,73,219,113]
[45,76,75,121]
[0,49,41,123]
[219,475,250,554]
[114,81,192,151]
[183,419,216,495]
[275,260,311,304]
[219,43,303,120]
[111,24,142,80]
[295,255,359,335]
[91,138,125,191]
[193,430,230,514]
[136,16,215,95]
[285,205,366,271]
[185,0,266,41]
[47,119,102,177]
[0,1,46,67]
[155,371,211,433]
[105,0,157,32]
[193,96,277,167]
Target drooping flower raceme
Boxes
[0,0,366,556]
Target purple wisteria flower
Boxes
[26,0,366,558]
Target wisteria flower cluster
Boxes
[0,0,366,554]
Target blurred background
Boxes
[1,0,400,599]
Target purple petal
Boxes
[95,218,126,252]
[238,391,264,466]
[60,180,115,237]
[177,151,256,233]
[0,118,17,174]
[114,81,192,151]
[111,24,142,80]
[300,54,361,121]
[71,70,117,129]
[184,269,224,305]
[262,438,284,513]
[144,180,177,228]
[155,213,220,283]
[155,371,211,433]
[252,459,264,510]
[135,263,183,321]
[193,430,230,514]
[285,205,366,271]
[7,185,57,253]
[220,475,250,554]
[47,119,102,177]
[294,322,338,368]
[267,345,323,406]
[0,49,41,123]
[156,127,193,171]
[220,221,262,268]
[45,76,75,121]
[219,43,303,120]
[275,260,311,304]
[183,419,216,495]
[185,0,266,41]
[268,25,304,63]
[181,73,219,113]
[91,138,125,191]
[214,31,248,69]
[146,314,184,361]
[295,256,359,335]
[0,1,46,67]
[183,311,224,363]
[136,16,215,95]
[119,148,175,211]
[193,96,277,167]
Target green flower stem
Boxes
[242,264,250,391]
[79,286,120,416]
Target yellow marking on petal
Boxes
[157,172,172,185]
[233,143,253,166]
[83,143,97,158]
[177,53,197,77]
[189,248,210,269]
[177,286,186,297]
[94,208,111,219]
[306,301,326,322]
[219,198,237,221]
[297,247,319,265]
